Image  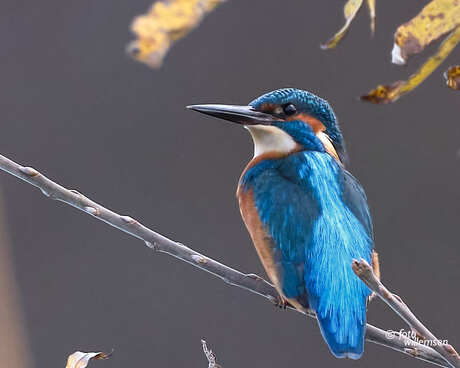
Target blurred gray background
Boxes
[0,0,459,367]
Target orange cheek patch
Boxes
[287,113,326,133]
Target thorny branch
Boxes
[0,152,456,367]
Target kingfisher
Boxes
[187,88,380,359]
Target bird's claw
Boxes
[273,296,289,310]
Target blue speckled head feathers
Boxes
[249,88,347,163]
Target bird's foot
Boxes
[273,295,290,310]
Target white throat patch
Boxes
[246,125,297,158]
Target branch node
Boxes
[352,258,372,276]
[405,347,419,357]
[444,344,460,359]
[392,293,405,304]
[84,206,100,216]
[144,241,157,250]
[382,288,392,299]
[40,188,51,197]
[176,241,191,250]
[191,254,208,264]
[120,215,136,224]
[19,166,39,177]
[411,327,426,341]
[246,273,263,281]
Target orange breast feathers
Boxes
[237,187,283,292]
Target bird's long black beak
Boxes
[186,104,277,125]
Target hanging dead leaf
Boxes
[444,64,460,89]
[321,0,363,49]
[362,26,460,103]
[127,0,222,68]
[366,0,376,35]
[392,0,460,65]
[321,0,376,49]
[65,351,112,368]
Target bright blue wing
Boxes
[299,153,373,359]
[340,170,373,239]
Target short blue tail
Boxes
[306,258,370,359]
[315,303,367,359]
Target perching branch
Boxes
[0,152,454,367]
[353,259,460,368]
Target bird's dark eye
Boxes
[283,103,297,116]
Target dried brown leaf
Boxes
[127,0,222,68]
[444,64,460,89]
[65,351,112,368]
[392,0,460,65]
[362,26,460,103]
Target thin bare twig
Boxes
[353,259,460,368]
[201,340,221,368]
[0,152,453,367]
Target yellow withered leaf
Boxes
[444,64,460,89]
[127,0,222,68]
[362,26,460,103]
[392,0,460,65]
[65,351,112,368]
[366,0,376,35]
[321,0,376,49]
[321,0,363,49]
